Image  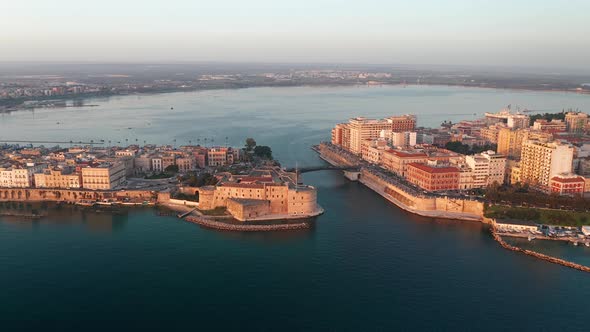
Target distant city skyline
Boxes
[2,0,590,69]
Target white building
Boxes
[390,131,417,148]
[0,164,44,188]
[152,157,163,172]
[465,150,506,188]
[520,140,574,189]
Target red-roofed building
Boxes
[406,163,460,191]
[550,175,585,195]
[381,149,428,176]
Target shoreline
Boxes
[315,143,484,222]
[160,202,314,232]
[315,143,590,271]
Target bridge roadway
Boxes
[284,165,360,173]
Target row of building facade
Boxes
[331,112,590,196]
[0,144,243,190]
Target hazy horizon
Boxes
[2,0,590,69]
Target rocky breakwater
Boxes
[491,226,590,273]
[184,216,310,232]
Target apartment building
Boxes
[465,151,506,188]
[81,162,126,190]
[34,168,81,189]
[519,140,574,190]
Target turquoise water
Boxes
[1,85,590,330]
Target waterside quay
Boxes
[316,142,484,221]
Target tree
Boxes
[187,173,218,187]
[245,138,257,151]
[254,145,273,159]
[165,164,179,173]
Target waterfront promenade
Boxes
[316,142,484,221]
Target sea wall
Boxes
[317,142,484,221]
[168,198,199,207]
[184,216,310,232]
[359,170,484,221]
[316,144,361,167]
[0,187,155,202]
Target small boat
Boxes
[573,241,579,246]
[76,200,96,207]
[585,242,590,247]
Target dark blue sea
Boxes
[1,85,589,331]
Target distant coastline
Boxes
[2,82,589,114]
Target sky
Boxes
[2,0,589,69]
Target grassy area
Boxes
[199,207,227,216]
[485,205,590,227]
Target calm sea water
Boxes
[1,85,590,331]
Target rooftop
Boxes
[408,163,459,174]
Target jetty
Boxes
[184,216,310,232]
[177,207,197,219]
[491,225,590,273]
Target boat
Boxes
[585,242,590,247]
[75,200,96,207]
[572,241,579,246]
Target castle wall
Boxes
[226,199,271,221]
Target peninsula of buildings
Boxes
[0,141,322,227]
[319,108,590,245]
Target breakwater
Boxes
[184,216,310,232]
[0,211,46,219]
[491,226,590,273]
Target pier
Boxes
[177,207,197,219]
[184,216,310,232]
[491,226,590,273]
